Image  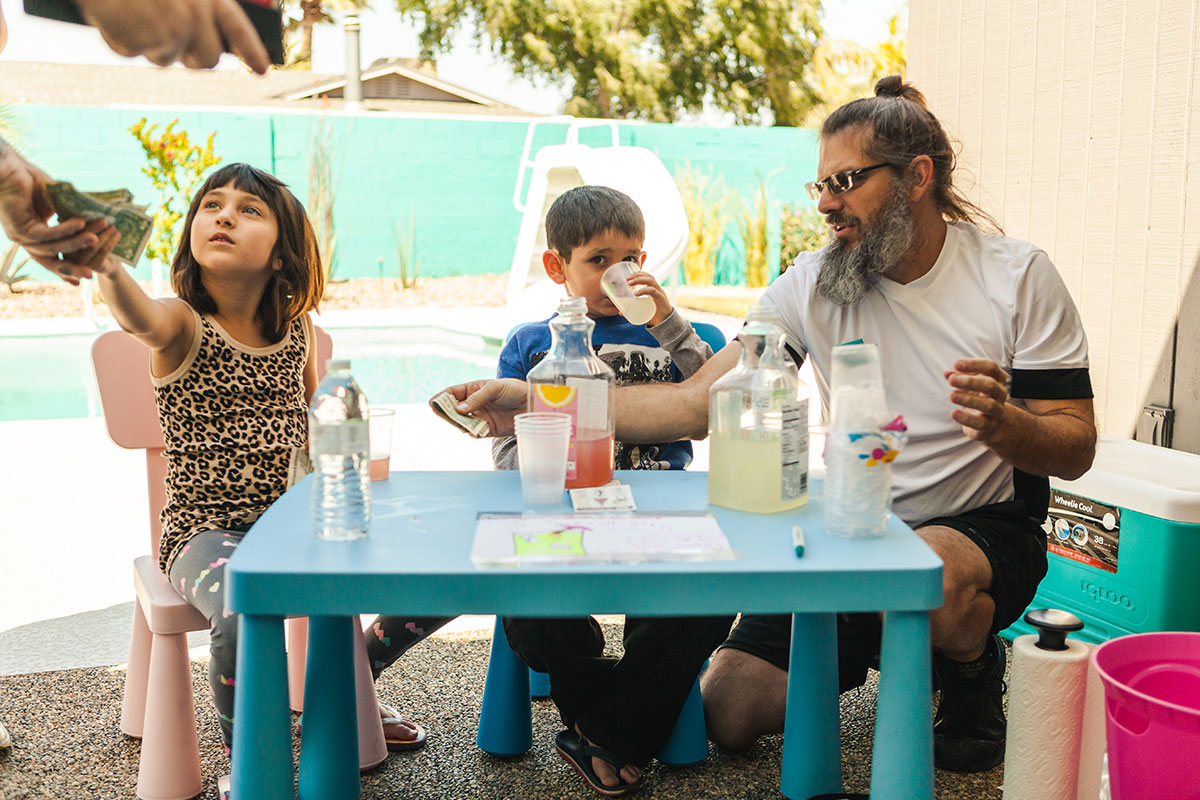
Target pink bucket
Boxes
[1093,632,1200,800]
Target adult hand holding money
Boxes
[0,140,102,285]
[431,390,491,438]
[45,181,154,268]
[431,379,530,438]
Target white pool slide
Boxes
[505,116,689,324]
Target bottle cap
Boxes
[326,359,351,372]
[557,296,588,314]
[746,304,782,323]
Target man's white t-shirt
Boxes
[760,221,1091,526]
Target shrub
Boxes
[779,203,826,273]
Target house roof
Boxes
[0,59,537,117]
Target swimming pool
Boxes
[0,326,501,422]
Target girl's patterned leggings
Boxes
[169,529,453,751]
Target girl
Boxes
[74,163,425,776]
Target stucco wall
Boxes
[909,0,1200,452]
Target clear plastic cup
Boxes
[600,261,656,325]
[514,412,572,506]
[829,343,887,429]
[368,408,395,481]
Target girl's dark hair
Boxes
[171,163,323,342]
[822,76,1002,234]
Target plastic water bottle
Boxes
[822,344,898,538]
[822,422,892,538]
[309,359,371,540]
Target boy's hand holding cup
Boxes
[601,261,673,327]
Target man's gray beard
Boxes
[815,186,916,306]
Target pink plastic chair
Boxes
[92,325,387,800]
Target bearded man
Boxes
[446,76,1096,782]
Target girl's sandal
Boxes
[378,701,428,752]
[553,729,643,797]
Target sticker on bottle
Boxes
[780,399,808,502]
[311,419,369,454]
[531,380,609,481]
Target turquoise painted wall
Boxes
[8,105,819,284]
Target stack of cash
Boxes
[45,181,154,267]
[431,391,491,438]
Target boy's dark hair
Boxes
[822,76,1002,234]
[171,162,323,343]
[545,185,645,261]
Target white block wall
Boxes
[908,0,1200,452]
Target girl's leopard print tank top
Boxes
[152,308,310,573]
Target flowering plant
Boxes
[129,119,222,265]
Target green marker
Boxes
[792,524,806,557]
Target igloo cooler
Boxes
[1002,436,1200,645]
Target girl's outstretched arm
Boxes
[74,230,193,356]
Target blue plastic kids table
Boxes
[226,470,943,799]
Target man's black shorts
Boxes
[719,499,1048,691]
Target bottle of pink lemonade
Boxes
[527,296,615,488]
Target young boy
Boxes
[496,185,735,797]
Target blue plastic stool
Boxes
[477,617,533,755]
[530,668,551,698]
[476,617,709,764]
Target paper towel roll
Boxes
[1003,634,1091,800]
[1075,643,1107,800]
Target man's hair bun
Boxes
[874,75,928,108]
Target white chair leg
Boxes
[121,600,152,738]
[136,632,202,800]
[287,617,308,713]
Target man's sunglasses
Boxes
[805,163,892,201]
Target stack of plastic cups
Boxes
[823,344,891,539]
[514,412,573,506]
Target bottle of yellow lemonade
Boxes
[707,305,809,512]
[527,296,616,488]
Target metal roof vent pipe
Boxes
[344,13,363,111]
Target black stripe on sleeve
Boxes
[784,343,806,370]
[1010,368,1093,400]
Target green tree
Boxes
[129,119,222,265]
[801,12,907,126]
[393,0,823,125]
[283,0,372,69]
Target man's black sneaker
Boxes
[932,634,1007,773]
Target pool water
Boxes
[0,327,501,422]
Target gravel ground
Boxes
[0,620,1005,799]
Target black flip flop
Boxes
[554,729,643,797]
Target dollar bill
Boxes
[44,181,154,267]
[84,188,134,205]
[430,391,490,438]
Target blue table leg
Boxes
[780,612,841,799]
[232,614,291,800]
[871,610,933,800]
[298,615,360,800]
[477,616,533,756]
